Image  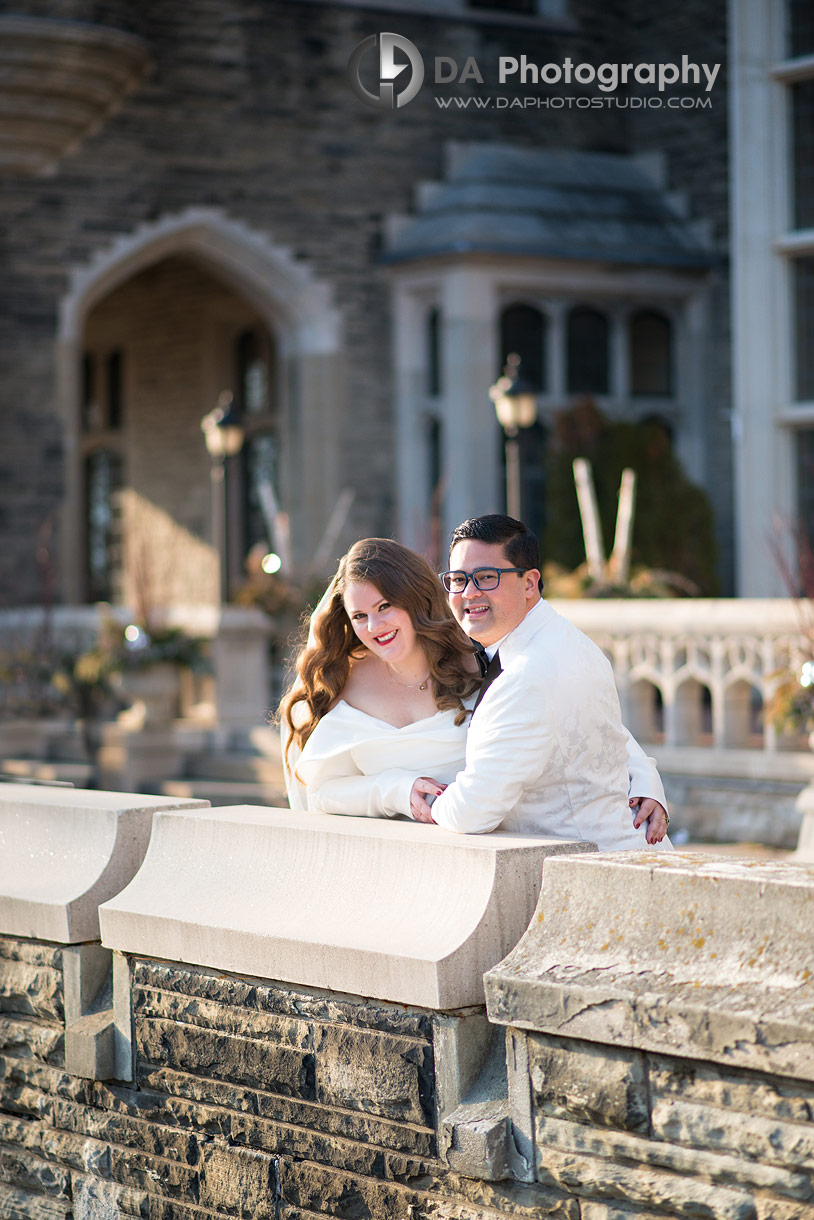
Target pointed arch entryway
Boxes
[56,208,343,605]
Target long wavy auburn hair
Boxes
[279,537,480,766]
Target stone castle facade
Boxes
[2,0,802,607]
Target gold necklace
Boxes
[386,663,430,691]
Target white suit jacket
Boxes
[430,598,671,851]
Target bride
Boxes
[280,537,480,819]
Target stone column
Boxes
[393,284,437,552]
[212,605,272,742]
[440,269,500,540]
[729,0,791,595]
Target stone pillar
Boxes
[729,0,790,595]
[288,349,346,571]
[440,269,500,541]
[393,283,437,553]
[486,850,814,1213]
[212,605,272,741]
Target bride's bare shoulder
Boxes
[331,653,384,709]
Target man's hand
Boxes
[630,796,669,844]
[410,778,446,823]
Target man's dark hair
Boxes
[449,514,543,593]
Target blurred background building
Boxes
[0,0,809,611]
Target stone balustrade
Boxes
[3,783,814,1219]
[555,598,814,845]
[556,597,812,752]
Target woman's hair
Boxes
[279,537,480,764]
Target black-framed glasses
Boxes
[440,567,526,593]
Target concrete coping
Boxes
[99,806,595,1010]
[0,784,210,944]
[486,851,814,1081]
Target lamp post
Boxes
[489,353,538,520]
[201,391,245,605]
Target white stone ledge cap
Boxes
[98,806,594,1010]
[486,851,814,1080]
[0,784,210,944]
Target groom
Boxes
[410,514,670,849]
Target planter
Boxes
[116,662,180,726]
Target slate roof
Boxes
[384,144,715,269]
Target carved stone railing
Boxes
[556,598,810,752]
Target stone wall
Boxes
[7,934,814,1219]
[5,787,814,1219]
[1,943,568,1220]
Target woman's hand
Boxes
[410,777,447,823]
[630,796,669,844]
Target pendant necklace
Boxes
[386,664,430,691]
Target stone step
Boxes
[184,752,285,784]
[0,758,94,786]
[161,779,288,808]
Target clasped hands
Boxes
[410,778,669,843]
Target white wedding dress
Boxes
[284,699,469,819]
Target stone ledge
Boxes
[0,784,210,943]
[99,806,594,1009]
[486,852,814,1080]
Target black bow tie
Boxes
[473,649,502,712]
[473,643,489,677]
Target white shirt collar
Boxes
[482,597,547,662]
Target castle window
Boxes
[500,303,546,390]
[567,306,609,394]
[427,307,442,398]
[85,449,123,603]
[630,310,673,397]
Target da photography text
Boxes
[347,33,721,112]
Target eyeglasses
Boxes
[440,567,526,593]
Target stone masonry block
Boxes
[314,1019,436,1122]
[534,1112,811,1203]
[0,938,61,970]
[506,1028,534,1184]
[528,1033,649,1133]
[0,1183,72,1219]
[649,1054,814,1126]
[0,1147,71,1200]
[62,944,111,1027]
[135,1017,316,1099]
[227,1110,388,1180]
[652,1096,814,1174]
[71,1175,148,1220]
[0,958,63,1023]
[486,854,814,1081]
[64,1009,115,1081]
[315,1023,432,1126]
[199,1143,278,1219]
[535,1145,758,1220]
[441,1098,511,1181]
[132,982,311,1047]
[280,1160,418,1220]
[136,1062,435,1158]
[0,1014,63,1064]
